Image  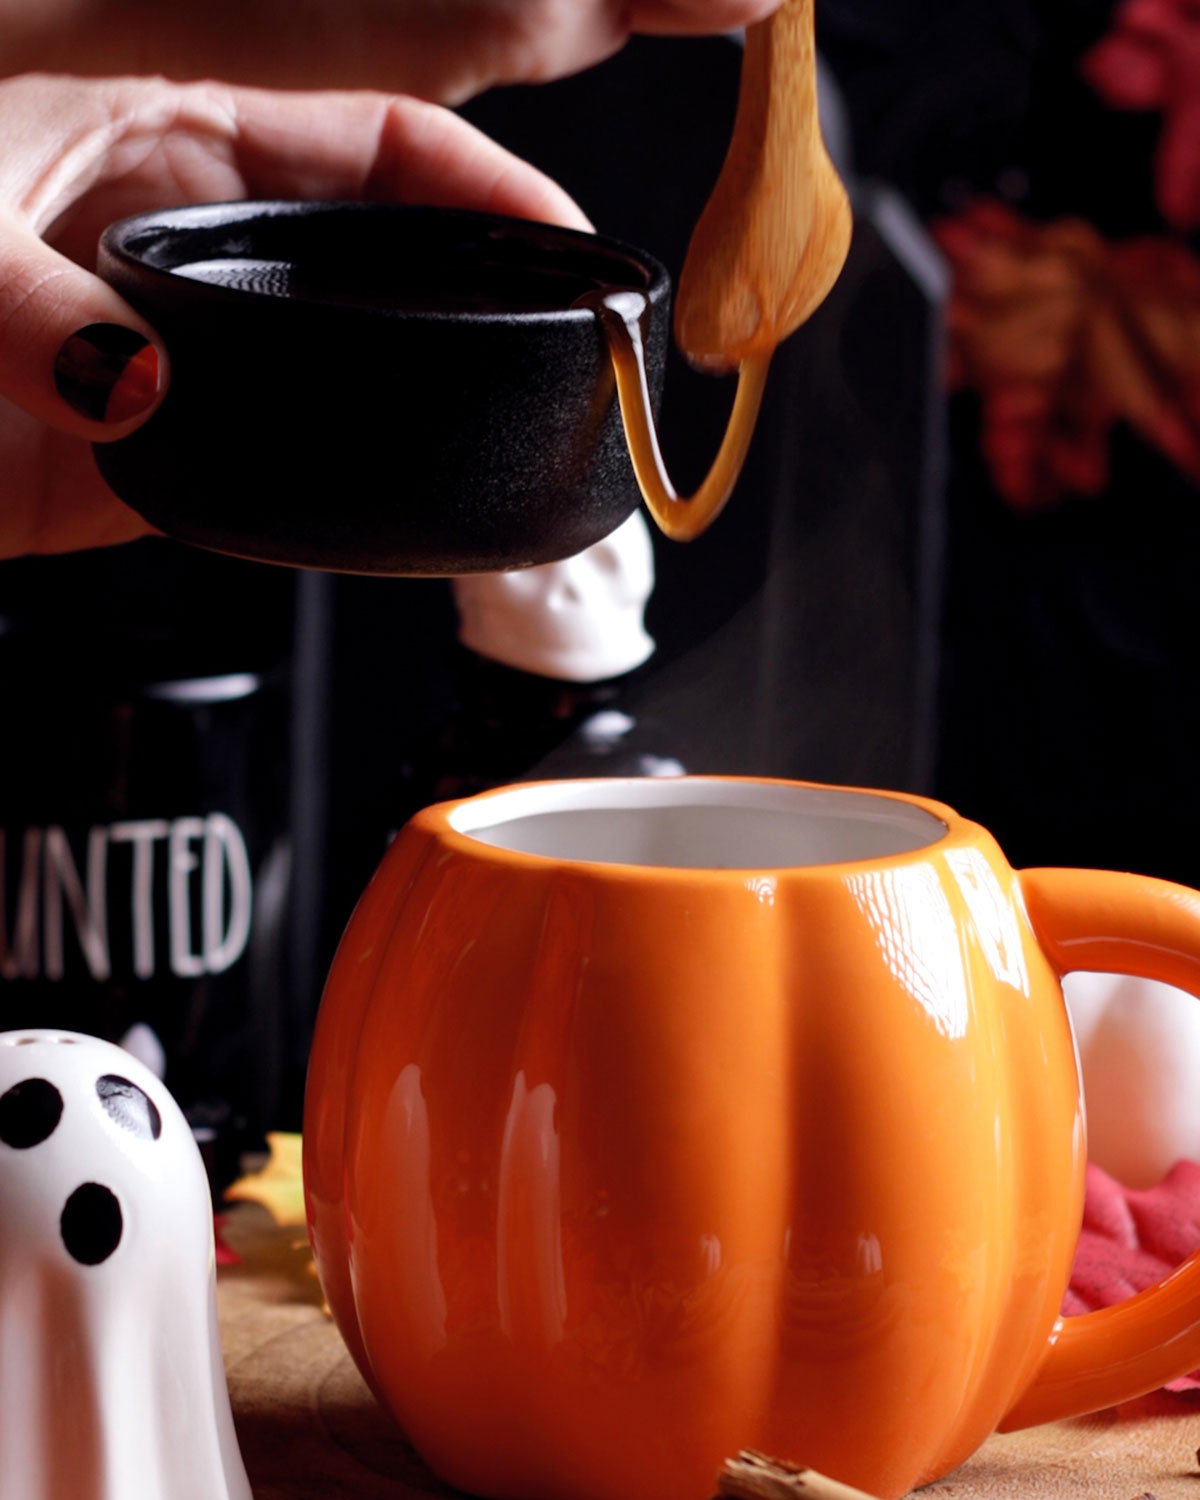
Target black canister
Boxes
[0,539,305,1187]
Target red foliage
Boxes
[1065,1159,1200,1391]
[934,200,1200,509]
[1083,0,1200,232]
[214,1213,241,1268]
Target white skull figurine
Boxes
[452,510,656,682]
[0,1029,251,1500]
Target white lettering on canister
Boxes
[0,829,41,980]
[43,826,109,982]
[202,814,253,975]
[0,814,255,983]
[110,820,170,979]
[168,818,206,979]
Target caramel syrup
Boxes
[591,0,850,543]
[582,289,772,542]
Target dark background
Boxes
[456,3,1200,892]
[811,0,1200,887]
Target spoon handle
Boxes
[673,0,852,371]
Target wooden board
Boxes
[218,1207,1200,1500]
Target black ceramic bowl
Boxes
[94,202,670,574]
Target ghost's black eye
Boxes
[0,1078,63,1149]
[61,1183,123,1265]
[96,1075,161,1141]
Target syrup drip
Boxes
[585,289,772,543]
[596,0,851,543]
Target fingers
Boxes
[629,0,784,34]
[0,78,585,446]
[364,94,593,230]
[0,405,156,558]
[0,213,167,441]
[227,86,592,230]
[0,77,585,446]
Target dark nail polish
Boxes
[54,324,161,423]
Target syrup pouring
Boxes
[591,0,852,540]
[93,0,851,573]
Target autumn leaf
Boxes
[1082,0,1200,232]
[213,1214,241,1267]
[934,200,1200,509]
[1065,1159,1200,1391]
[225,1131,307,1229]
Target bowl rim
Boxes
[98,199,673,328]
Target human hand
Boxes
[0,0,782,104]
[0,72,588,558]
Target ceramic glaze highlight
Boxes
[304,777,1200,1500]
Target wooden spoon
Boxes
[675,0,853,370]
[598,0,852,540]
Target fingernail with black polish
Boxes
[54,323,161,423]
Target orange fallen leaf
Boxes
[225,1131,307,1229]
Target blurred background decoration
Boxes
[1,1,1197,1176]
[811,0,1200,889]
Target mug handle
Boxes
[1001,865,1200,1430]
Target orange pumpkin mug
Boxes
[304,777,1200,1500]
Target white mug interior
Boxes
[447,779,947,870]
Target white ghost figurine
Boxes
[0,1029,251,1500]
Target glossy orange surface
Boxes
[303,778,1200,1500]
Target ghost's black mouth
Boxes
[61,1182,124,1266]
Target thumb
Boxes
[0,214,168,440]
